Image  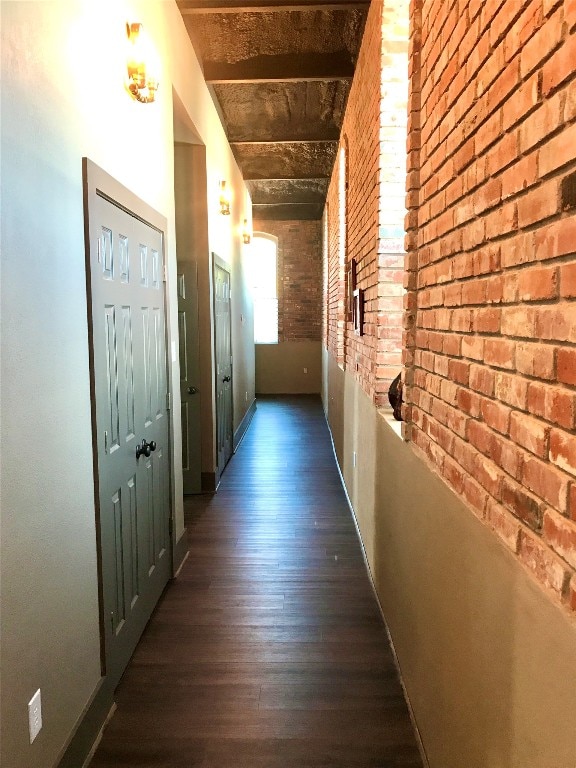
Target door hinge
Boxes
[163,265,167,283]
[104,430,109,454]
[97,238,102,263]
[166,392,172,411]
[168,517,173,537]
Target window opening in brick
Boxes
[339,143,347,266]
[250,233,278,344]
[337,142,347,368]
[375,0,409,408]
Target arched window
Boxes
[338,139,348,367]
[249,233,278,344]
[323,204,329,349]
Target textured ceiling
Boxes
[177,0,369,220]
[212,81,348,142]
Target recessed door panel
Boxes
[140,454,155,576]
[121,307,136,443]
[178,311,188,381]
[111,489,125,633]
[152,248,160,289]
[126,474,139,609]
[153,307,163,421]
[104,306,120,454]
[153,447,168,559]
[101,227,114,280]
[141,307,153,428]
[140,245,148,287]
[119,234,130,284]
[181,402,190,472]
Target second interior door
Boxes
[213,260,233,475]
[178,261,202,494]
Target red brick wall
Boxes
[254,219,322,342]
[406,0,576,612]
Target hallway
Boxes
[90,396,423,767]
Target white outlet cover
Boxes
[28,689,42,743]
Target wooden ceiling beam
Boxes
[231,138,338,145]
[242,173,331,180]
[245,176,329,181]
[204,53,354,83]
[207,75,352,83]
[233,142,336,179]
[252,203,324,220]
[179,0,368,13]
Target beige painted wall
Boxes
[1,3,252,767]
[256,341,321,394]
[324,353,576,768]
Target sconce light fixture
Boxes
[219,181,231,215]
[242,219,251,244]
[126,23,159,103]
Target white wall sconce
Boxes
[126,23,159,103]
[219,181,231,215]
[242,219,251,244]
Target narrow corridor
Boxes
[91,396,422,767]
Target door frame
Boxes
[82,158,175,675]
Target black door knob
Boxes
[223,375,231,382]
[187,386,198,395]
[136,439,156,460]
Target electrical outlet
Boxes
[28,689,42,743]
[303,367,308,374]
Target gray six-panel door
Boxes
[213,261,233,475]
[89,193,171,684]
[177,261,202,494]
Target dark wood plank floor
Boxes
[90,395,423,768]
